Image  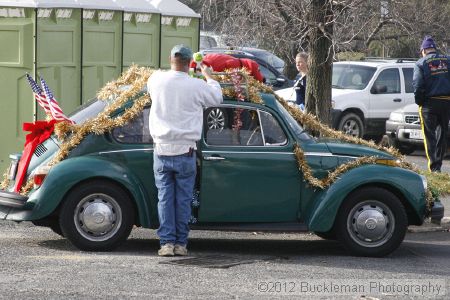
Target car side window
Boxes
[259,111,287,145]
[204,107,263,146]
[259,65,277,84]
[112,107,153,144]
[372,68,401,94]
[402,68,414,93]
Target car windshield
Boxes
[250,51,284,70]
[68,85,140,124]
[275,101,311,141]
[332,64,376,90]
[68,98,107,125]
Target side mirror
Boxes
[371,84,387,94]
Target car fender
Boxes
[307,165,426,232]
[332,90,369,119]
[24,156,152,227]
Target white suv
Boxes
[276,60,416,137]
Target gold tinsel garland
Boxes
[2,65,153,195]
[218,73,436,207]
[0,66,446,209]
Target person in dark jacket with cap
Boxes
[413,36,450,172]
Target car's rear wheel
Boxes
[336,187,407,257]
[59,180,135,251]
[338,113,364,138]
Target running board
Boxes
[190,222,308,232]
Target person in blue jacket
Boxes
[294,52,309,111]
[413,36,450,172]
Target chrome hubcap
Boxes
[342,120,360,136]
[207,108,225,129]
[347,200,395,248]
[74,193,122,242]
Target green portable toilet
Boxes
[116,0,160,71]
[0,0,80,170]
[78,0,123,103]
[150,0,200,69]
[35,0,81,120]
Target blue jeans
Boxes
[153,152,196,246]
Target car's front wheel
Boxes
[338,113,364,138]
[336,187,407,257]
[59,180,135,251]
[381,135,415,155]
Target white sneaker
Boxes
[174,244,188,256]
[158,243,174,256]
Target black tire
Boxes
[397,143,416,155]
[338,113,364,138]
[381,135,416,155]
[59,180,135,251]
[32,218,64,237]
[336,187,408,257]
[49,222,64,237]
[314,230,336,240]
[205,107,228,130]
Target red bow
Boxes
[14,120,57,193]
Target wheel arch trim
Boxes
[340,109,365,125]
[24,157,153,227]
[306,165,425,232]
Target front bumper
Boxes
[430,201,445,224]
[385,120,424,145]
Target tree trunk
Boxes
[305,0,333,127]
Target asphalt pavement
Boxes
[403,149,450,232]
[0,150,449,299]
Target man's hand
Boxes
[200,64,214,80]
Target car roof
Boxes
[222,92,279,108]
[334,60,416,68]
[201,48,255,57]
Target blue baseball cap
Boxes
[420,36,436,50]
[170,44,193,60]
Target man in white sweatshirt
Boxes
[148,45,223,256]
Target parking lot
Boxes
[0,152,449,299]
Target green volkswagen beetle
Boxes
[0,83,442,257]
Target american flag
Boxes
[26,73,51,115]
[40,77,74,124]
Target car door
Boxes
[369,68,405,120]
[109,107,158,222]
[198,104,301,223]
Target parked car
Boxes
[200,31,231,50]
[0,84,442,257]
[202,47,286,77]
[385,103,450,154]
[276,59,416,138]
[201,49,292,91]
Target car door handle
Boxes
[393,98,402,102]
[203,155,226,161]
